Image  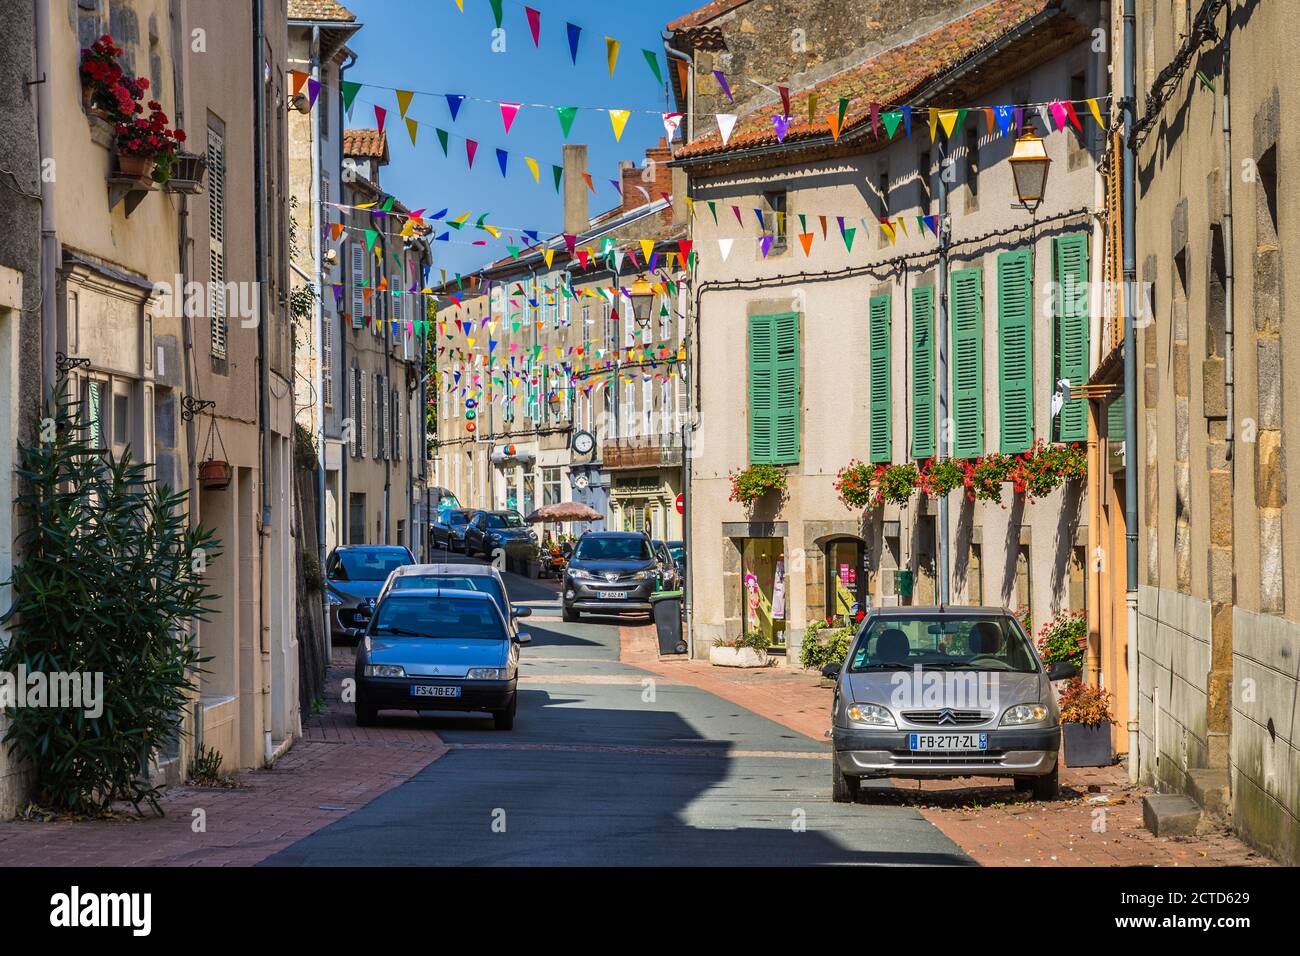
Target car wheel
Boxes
[1013,774,1036,793]
[493,694,517,731]
[354,700,378,726]
[562,605,579,623]
[832,757,860,803]
[1031,763,1060,801]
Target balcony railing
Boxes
[601,433,683,470]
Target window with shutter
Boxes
[1054,233,1090,442]
[322,315,333,408]
[950,267,985,460]
[350,242,365,330]
[350,368,359,457]
[377,374,387,459]
[997,248,1035,453]
[868,294,891,463]
[911,286,936,459]
[207,126,227,359]
[748,312,800,464]
[359,369,367,458]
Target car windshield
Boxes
[486,513,524,529]
[391,574,506,609]
[446,512,469,526]
[667,543,685,562]
[847,614,1038,673]
[371,595,505,640]
[574,537,652,561]
[332,549,409,582]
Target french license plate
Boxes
[602,590,628,600]
[411,685,461,698]
[908,733,987,751]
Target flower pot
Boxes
[199,459,232,490]
[1062,721,1113,768]
[708,645,768,668]
[115,152,154,180]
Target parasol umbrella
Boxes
[524,501,604,523]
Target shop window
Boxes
[742,538,787,648]
[825,538,866,620]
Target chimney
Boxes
[563,143,589,237]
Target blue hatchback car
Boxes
[354,588,521,730]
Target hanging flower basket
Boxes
[115,152,154,180]
[728,463,786,506]
[164,150,208,194]
[199,459,232,490]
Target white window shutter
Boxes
[207,127,227,359]
[350,243,365,329]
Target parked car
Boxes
[666,540,685,575]
[380,563,532,643]
[562,531,658,623]
[325,545,415,642]
[651,539,680,590]
[827,606,1078,803]
[463,510,539,571]
[430,508,474,552]
[354,588,522,729]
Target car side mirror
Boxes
[821,663,841,679]
[512,606,532,618]
[1047,662,1078,682]
[516,631,532,645]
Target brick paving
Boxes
[0,647,448,867]
[622,624,1274,867]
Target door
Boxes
[825,539,866,620]
[742,538,787,649]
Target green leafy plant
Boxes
[1035,608,1087,669]
[736,630,772,653]
[877,463,920,506]
[1057,679,1114,726]
[967,452,1014,502]
[919,457,966,497]
[728,463,787,506]
[189,746,227,786]
[834,459,880,509]
[799,621,854,670]
[0,392,218,816]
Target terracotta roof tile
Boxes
[676,0,1061,159]
[287,0,356,23]
[343,128,387,160]
[666,0,754,32]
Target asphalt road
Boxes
[266,562,973,866]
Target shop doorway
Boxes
[741,538,787,649]
[824,537,867,621]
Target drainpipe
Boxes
[310,23,329,649]
[382,235,391,544]
[1122,0,1140,782]
[252,0,274,767]
[1221,19,1234,471]
[680,276,694,656]
[662,35,694,144]
[936,143,951,606]
[338,47,355,541]
[34,0,57,399]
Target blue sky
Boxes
[343,0,701,278]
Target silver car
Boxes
[828,607,1079,803]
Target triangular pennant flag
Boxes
[552,165,563,192]
[466,139,478,168]
[662,112,683,141]
[1039,103,1055,132]
[525,6,541,46]
[306,78,320,108]
[581,171,595,193]
[677,240,693,263]
[928,108,940,142]
[605,37,620,78]
[807,91,819,126]
[500,102,520,134]
[870,102,881,139]
[731,205,743,225]
[842,227,856,252]
[900,105,912,139]
[828,109,844,142]
[563,233,577,254]
[543,248,554,269]
[718,238,734,262]
[798,233,814,256]
[330,223,345,241]
[446,94,465,122]
[640,239,655,263]
[1063,100,1083,131]
[778,85,791,117]
[489,0,503,28]
[760,235,774,258]
[713,70,733,102]
[341,80,361,117]
[1050,100,1069,132]
[773,113,790,142]
[643,49,663,85]
[566,23,582,64]
[994,104,1015,137]
[436,128,449,155]
[405,116,418,145]
[525,156,539,183]
[555,106,578,139]
[707,201,718,224]
[396,89,414,118]
[938,108,960,139]
[496,148,508,177]
[984,106,996,136]
[717,113,738,146]
[290,70,309,97]
[837,97,849,129]
[374,104,387,133]
[365,228,378,251]
[1086,97,1105,129]
[608,109,631,141]
[881,110,903,140]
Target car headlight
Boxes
[1000,703,1048,726]
[845,702,895,727]
[466,667,512,680]
[632,570,656,580]
[364,664,406,678]
[570,568,593,580]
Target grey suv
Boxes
[562,531,659,623]
[828,607,1078,803]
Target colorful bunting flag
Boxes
[525,156,539,183]
[466,139,478,168]
[525,6,541,46]
[446,94,464,122]
[500,102,520,134]
[341,80,361,117]
[374,104,387,133]
[566,23,582,64]
[605,37,620,78]
[717,113,738,146]
[643,49,663,85]
[608,109,631,141]
[713,71,733,102]
[395,89,414,118]
[405,116,418,145]
[496,148,508,177]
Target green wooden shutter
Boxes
[1055,233,1090,441]
[950,267,984,459]
[1107,392,1125,443]
[868,294,891,463]
[772,312,801,464]
[911,286,935,459]
[748,314,776,463]
[997,248,1034,453]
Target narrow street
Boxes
[267,561,971,866]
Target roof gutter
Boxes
[668,4,1062,170]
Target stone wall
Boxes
[1137,585,1211,792]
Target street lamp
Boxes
[1009,123,1051,212]
[629,276,656,330]
[548,392,563,417]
